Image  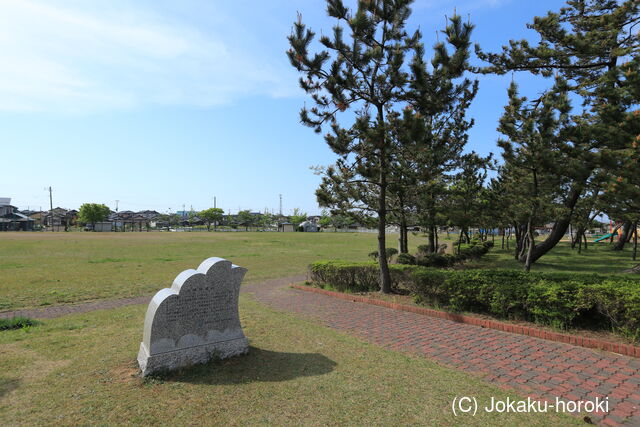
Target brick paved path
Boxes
[244,277,640,426]
[3,275,639,425]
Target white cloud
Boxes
[0,0,298,113]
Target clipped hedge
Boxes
[309,261,418,292]
[396,253,416,265]
[408,269,640,341]
[368,248,399,261]
[406,241,494,267]
[308,261,640,342]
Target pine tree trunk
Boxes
[506,227,510,250]
[633,222,638,261]
[578,227,583,254]
[377,107,391,294]
[518,180,584,264]
[524,219,535,272]
[398,214,408,254]
[614,221,632,251]
[515,223,528,260]
[609,223,621,244]
[428,227,436,254]
[519,236,529,260]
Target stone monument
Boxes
[137,257,249,376]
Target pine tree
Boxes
[445,153,492,253]
[497,79,573,270]
[477,0,639,264]
[387,75,476,254]
[288,0,473,293]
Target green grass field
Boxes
[2,231,633,425]
[0,296,579,426]
[0,232,385,310]
[465,238,638,274]
[1,232,637,311]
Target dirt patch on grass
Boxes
[109,361,141,384]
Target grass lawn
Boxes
[465,239,639,274]
[0,231,395,311]
[1,232,637,311]
[0,296,580,426]
[0,231,632,425]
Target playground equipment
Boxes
[594,232,616,243]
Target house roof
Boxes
[0,212,33,221]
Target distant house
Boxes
[299,220,319,232]
[27,211,45,227]
[44,207,77,230]
[0,198,35,231]
[138,210,161,228]
[106,210,164,231]
[278,222,295,232]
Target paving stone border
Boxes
[292,284,640,359]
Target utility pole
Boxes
[46,186,53,231]
[213,196,217,209]
[115,200,119,212]
[279,194,282,216]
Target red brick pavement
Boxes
[3,275,639,425]
[243,277,640,426]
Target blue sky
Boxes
[2,0,559,215]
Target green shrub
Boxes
[409,269,640,340]
[309,261,640,342]
[416,253,455,268]
[368,248,399,262]
[386,248,399,259]
[309,261,418,292]
[417,244,430,254]
[0,317,39,331]
[415,240,492,267]
[397,253,416,265]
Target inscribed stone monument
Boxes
[137,257,249,376]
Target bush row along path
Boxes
[2,275,639,425]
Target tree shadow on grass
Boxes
[157,346,337,385]
[0,377,21,398]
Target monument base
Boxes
[137,338,249,376]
